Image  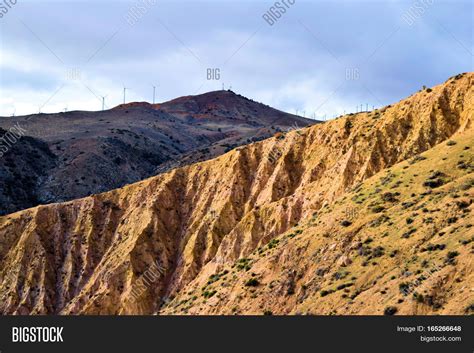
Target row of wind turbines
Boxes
[10,84,375,119]
[295,103,376,121]
[10,84,160,116]
[100,84,159,112]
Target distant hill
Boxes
[0,90,316,215]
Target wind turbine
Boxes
[11,108,15,117]
[151,84,159,104]
[123,86,129,104]
[100,95,108,111]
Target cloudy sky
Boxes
[0,0,472,118]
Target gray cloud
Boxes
[0,0,472,117]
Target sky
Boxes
[0,0,472,118]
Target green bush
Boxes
[320,289,334,297]
[202,290,217,299]
[371,205,385,213]
[245,278,260,287]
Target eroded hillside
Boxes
[163,131,473,315]
[0,73,472,315]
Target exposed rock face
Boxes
[0,73,472,315]
[0,90,314,215]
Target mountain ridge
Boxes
[0,72,472,315]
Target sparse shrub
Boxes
[445,251,459,265]
[413,292,424,303]
[423,217,434,224]
[320,289,334,297]
[402,228,416,239]
[316,268,327,277]
[340,220,352,227]
[371,205,385,213]
[333,271,349,280]
[372,246,385,258]
[245,278,260,287]
[464,304,474,314]
[422,244,445,252]
[460,237,474,245]
[381,192,398,202]
[202,290,217,299]
[409,155,427,164]
[447,217,458,224]
[402,201,417,209]
[268,239,280,249]
[236,258,252,271]
[344,119,353,133]
[460,179,474,190]
[423,178,445,188]
[369,215,390,227]
[384,306,398,315]
[457,160,470,170]
[336,283,353,291]
[399,282,410,295]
